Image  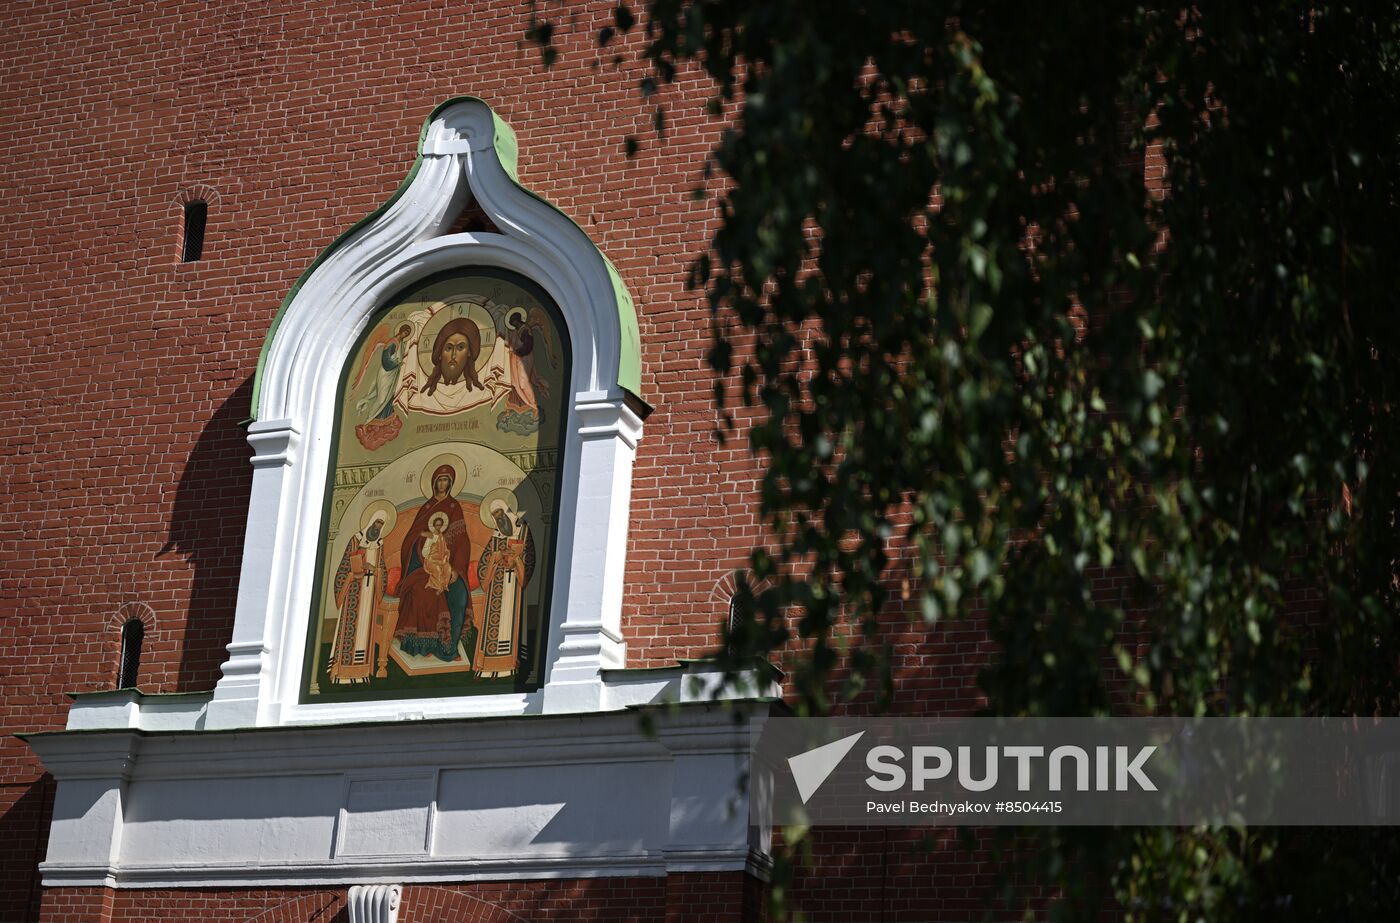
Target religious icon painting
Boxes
[301,268,568,702]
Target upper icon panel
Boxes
[302,267,570,703]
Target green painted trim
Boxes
[600,664,685,677]
[677,656,786,684]
[65,689,213,702]
[471,104,642,395]
[624,697,785,713]
[604,255,643,396]
[249,96,643,421]
[248,138,425,421]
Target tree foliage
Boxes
[537,2,1400,918]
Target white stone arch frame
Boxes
[208,98,644,728]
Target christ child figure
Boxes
[421,512,454,592]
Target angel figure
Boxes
[354,323,414,422]
[352,323,414,450]
[493,306,558,415]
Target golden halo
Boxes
[427,511,450,532]
[415,299,497,374]
[478,486,519,530]
[359,499,398,535]
[504,306,528,329]
[420,453,467,499]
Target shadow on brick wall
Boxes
[160,378,254,693]
[0,776,52,923]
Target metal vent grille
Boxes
[181,200,207,262]
[118,619,145,689]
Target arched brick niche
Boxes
[208,97,652,728]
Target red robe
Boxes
[395,494,473,643]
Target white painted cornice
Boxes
[27,705,776,890]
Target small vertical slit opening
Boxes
[118,619,145,689]
[181,200,207,262]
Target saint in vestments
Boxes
[329,513,389,684]
[474,500,536,676]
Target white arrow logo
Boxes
[787,731,866,804]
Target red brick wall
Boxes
[0,1,1025,919]
[0,1,757,912]
[0,0,746,704]
[36,876,764,923]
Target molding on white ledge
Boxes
[27,701,778,890]
[63,661,780,732]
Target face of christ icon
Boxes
[399,313,501,416]
[425,318,483,395]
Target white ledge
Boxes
[27,702,778,889]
